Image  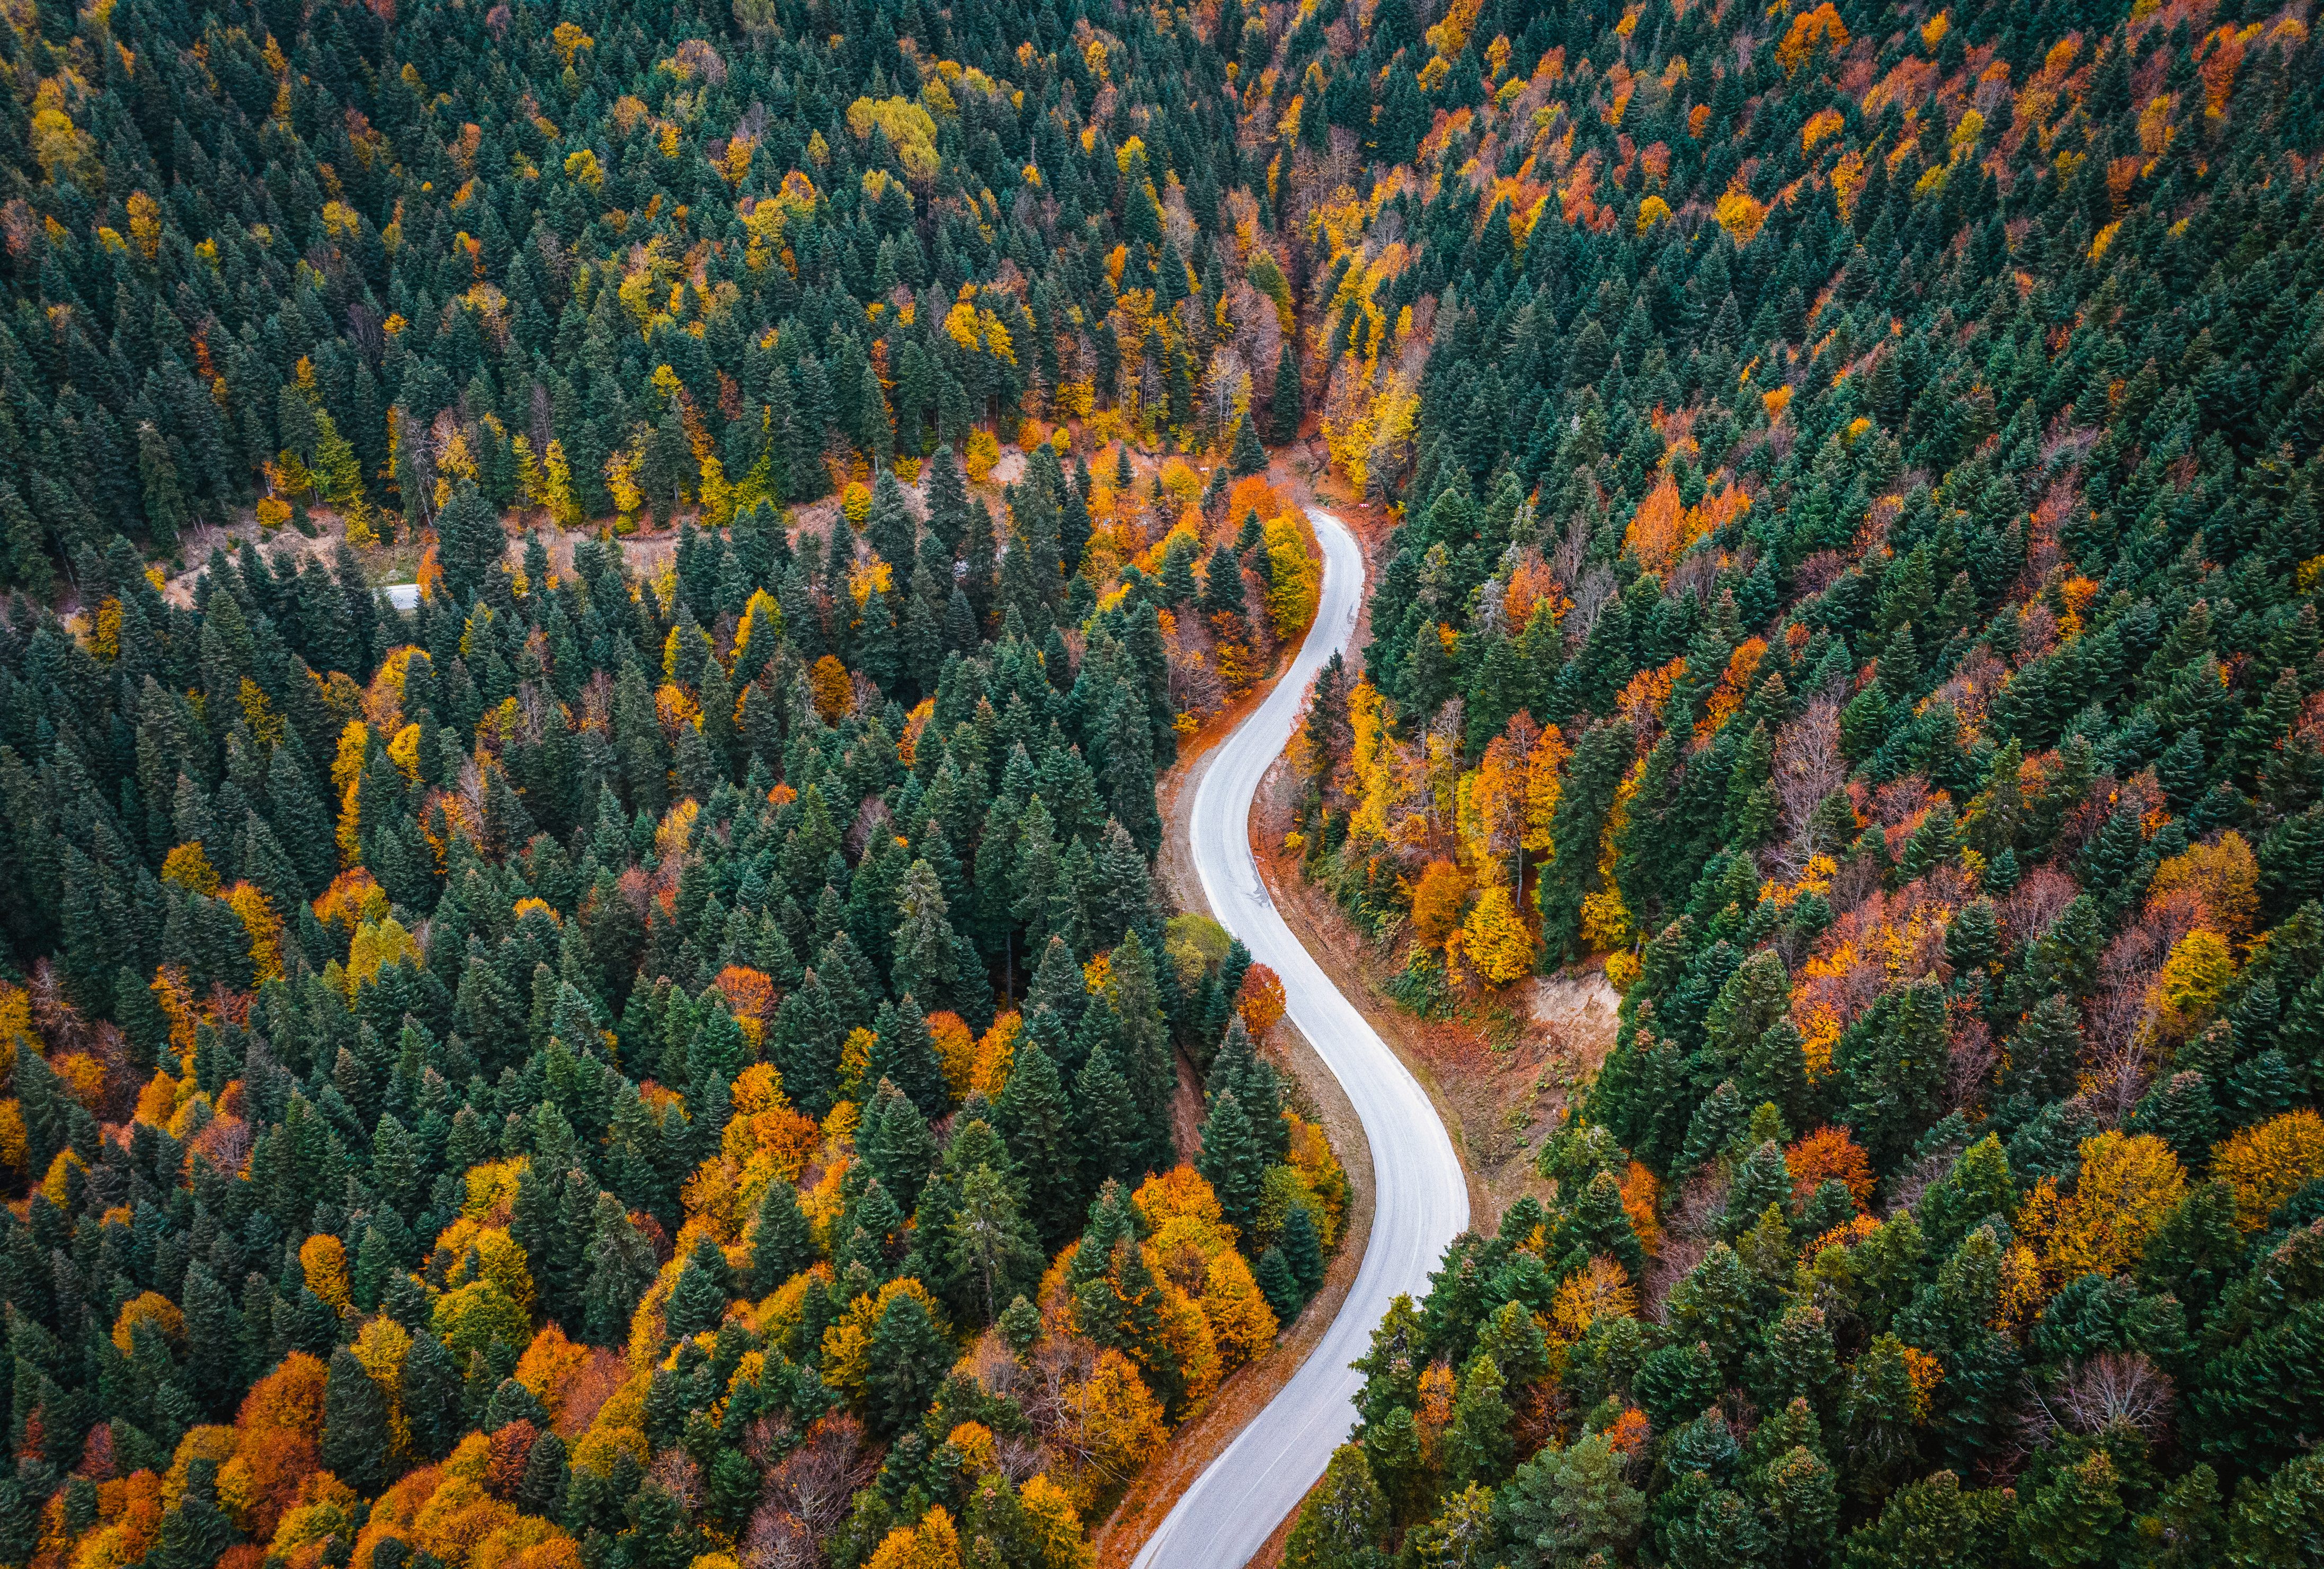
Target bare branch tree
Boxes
[2051,1352,2175,1442]
[1773,699,1848,876]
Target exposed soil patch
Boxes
[1527,971,1623,1078]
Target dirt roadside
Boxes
[1093,459,1622,1567]
[1092,468,1475,1568]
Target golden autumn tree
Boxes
[2025,1132,2186,1283]
[2210,1110,2324,1232]
[1235,964,1287,1036]
[1455,885,1535,986]
[1411,860,1470,948]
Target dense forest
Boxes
[1282,0,2324,1563]
[0,0,1351,1566]
[8,0,2324,1559]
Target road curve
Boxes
[1133,508,1470,1569]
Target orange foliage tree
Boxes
[1411,859,1470,947]
[1785,1127,1876,1210]
[1235,964,1286,1035]
[1776,2,1848,73]
[809,655,853,721]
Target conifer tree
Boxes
[1232,413,1269,477]
[1197,1088,1267,1231]
[319,1345,391,1494]
[1271,342,1304,443]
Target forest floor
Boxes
[147,430,1163,610]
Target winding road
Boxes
[1132,508,1470,1569]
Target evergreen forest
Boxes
[4,0,2324,1561]
[0,0,1345,1566]
[1280,0,2324,1564]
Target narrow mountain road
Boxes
[1133,509,1470,1569]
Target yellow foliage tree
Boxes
[1016,1475,1093,1569]
[732,589,783,675]
[1261,516,1319,637]
[160,842,220,895]
[2026,1132,2186,1282]
[970,1012,1021,1100]
[927,1011,977,1101]
[1455,885,1534,987]
[333,721,370,865]
[844,97,940,183]
[1521,725,1570,854]
[2210,1110,2324,1232]
[344,916,423,997]
[112,1291,186,1355]
[2155,929,2237,1036]
[300,1235,351,1315]
[1550,1256,1636,1340]
[227,883,285,983]
[1132,1167,1278,1370]
[1411,860,1469,947]
[865,1505,960,1569]
[1775,2,1849,73]
[811,656,854,722]
[433,1276,533,1361]
[2148,832,2260,936]
[1050,1350,1168,1510]
[350,1316,413,1455]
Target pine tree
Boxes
[1232,412,1268,476]
[1285,1445,1389,1569]
[998,1042,1081,1246]
[866,998,949,1117]
[1074,1046,1143,1191]
[749,1181,816,1292]
[943,1163,1045,1326]
[1441,1355,1516,1491]
[1494,1431,1645,1569]
[398,1329,465,1461]
[1257,1245,1303,1321]
[1536,721,1634,962]
[319,1345,390,1493]
[663,1236,730,1339]
[1197,1089,1267,1231]
[861,1077,940,1197]
[1282,1204,1325,1297]
[144,1458,238,1569]
[891,858,958,1008]
[437,482,506,607]
[1831,983,1950,1169]
[1271,341,1304,443]
[864,1288,950,1436]
[581,1193,660,1344]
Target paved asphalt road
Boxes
[1131,507,1470,1569]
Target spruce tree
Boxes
[319,1346,391,1493]
[1231,412,1268,476]
[1281,1203,1325,1298]
[998,1042,1081,1246]
[1196,1088,1267,1232]
[398,1330,466,1461]
[663,1237,730,1339]
[1270,341,1304,442]
[144,1459,238,1569]
[749,1181,816,1292]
